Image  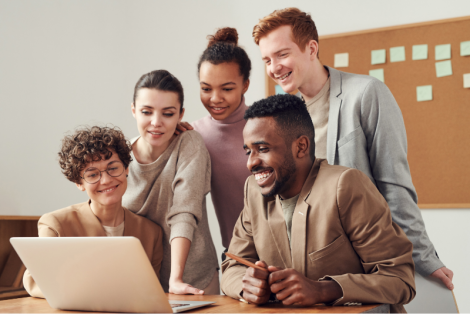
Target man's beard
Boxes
[262,151,297,198]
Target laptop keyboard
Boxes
[171,304,190,308]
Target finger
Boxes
[181,122,193,130]
[255,260,268,268]
[242,282,270,297]
[267,265,284,272]
[279,292,302,306]
[248,267,269,280]
[269,269,290,285]
[433,270,454,290]
[243,274,269,290]
[242,290,269,305]
[174,130,180,135]
[443,267,454,281]
[185,285,205,295]
[176,126,187,132]
[270,279,291,294]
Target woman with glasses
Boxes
[122,70,218,295]
[23,126,164,298]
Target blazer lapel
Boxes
[79,201,107,237]
[326,66,343,165]
[267,198,292,269]
[290,159,321,275]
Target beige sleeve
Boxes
[323,168,416,306]
[23,217,59,298]
[221,178,258,300]
[166,131,211,243]
[151,225,164,280]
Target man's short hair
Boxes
[244,94,315,158]
[252,7,319,55]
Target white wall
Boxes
[0,0,468,311]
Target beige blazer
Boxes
[222,159,416,310]
[23,201,164,298]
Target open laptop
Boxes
[10,237,214,313]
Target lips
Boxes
[253,169,274,186]
[275,71,292,82]
[209,107,228,115]
[98,185,118,193]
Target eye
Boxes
[245,150,251,156]
[201,87,210,92]
[223,88,234,91]
[108,167,118,171]
[259,147,268,152]
[141,110,151,115]
[280,53,288,57]
[163,113,174,117]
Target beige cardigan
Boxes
[222,159,415,312]
[123,130,218,292]
[23,201,164,298]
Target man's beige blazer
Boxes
[23,201,164,298]
[222,159,416,310]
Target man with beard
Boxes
[221,94,415,312]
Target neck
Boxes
[90,201,124,227]
[279,158,314,199]
[298,60,329,102]
[134,135,175,164]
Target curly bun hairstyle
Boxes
[58,126,132,184]
[244,94,315,158]
[198,27,251,82]
[133,70,184,113]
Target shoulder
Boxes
[39,202,87,226]
[330,67,391,99]
[174,130,209,158]
[124,208,162,236]
[191,116,211,132]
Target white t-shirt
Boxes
[102,221,124,237]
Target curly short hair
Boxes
[58,126,132,184]
[244,94,315,158]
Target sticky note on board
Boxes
[417,85,433,102]
[390,46,406,62]
[464,74,470,88]
[435,44,451,60]
[334,53,349,67]
[412,44,428,60]
[371,49,386,65]
[369,69,384,82]
[461,41,470,56]
[275,85,287,95]
[435,60,453,77]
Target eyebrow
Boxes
[200,81,236,86]
[141,105,177,110]
[243,141,270,149]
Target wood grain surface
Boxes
[0,295,388,313]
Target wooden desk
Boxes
[0,295,389,313]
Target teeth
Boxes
[101,187,115,193]
[150,132,163,135]
[255,171,271,181]
[213,108,224,111]
[278,72,291,80]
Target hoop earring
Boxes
[126,175,128,178]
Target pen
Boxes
[225,252,269,272]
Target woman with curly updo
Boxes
[122,70,218,295]
[23,126,164,298]
[179,28,252,260]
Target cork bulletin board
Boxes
[266,16,470,208]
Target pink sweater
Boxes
[192,98,251,249]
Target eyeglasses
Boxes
[81,161,125,184]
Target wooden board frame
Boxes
[266,16,470,209]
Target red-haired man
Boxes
[251,7,452,291]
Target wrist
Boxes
[169,276,183,285]
[318,280,343,304]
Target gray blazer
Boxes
[326,66,444,276]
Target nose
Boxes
[246,152,261,172]
[151,113,162,127]
[211,90,223,104]
[269,60,282,76]
[99,171,113,184]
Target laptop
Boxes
[10,237,214,313]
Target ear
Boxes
[295,136,310,158]
[242,79,250,94]
[178,108,185,122]
[307,40,319,61]
[75,182,86,192]
[131,103,136,118]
